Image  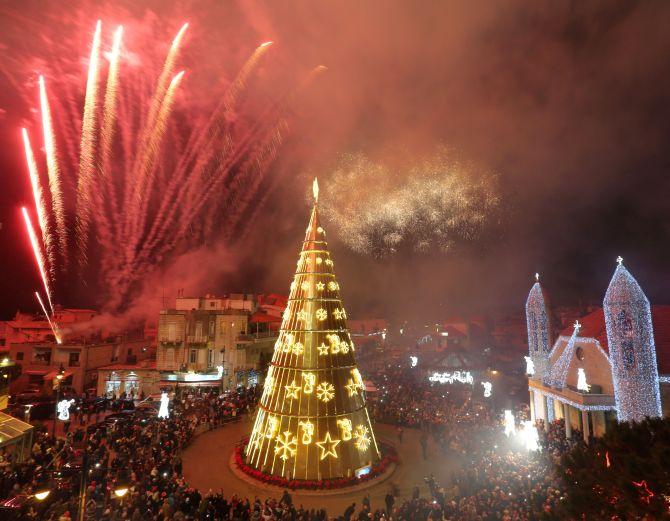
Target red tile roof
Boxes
[560,305,670,374]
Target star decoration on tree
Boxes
[316,382,335,402]
[353,425,371,451]
[291,342,304,356]
[317,342,329,355]
[316,431,340,460]
[316,281,325,291]
[325,259,333,266]
[315,308,327,321]
[274,431,298,461]
[345,379,359,397]
[285,381,301,400]
[333,308,344,320]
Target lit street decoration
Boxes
[57,399,75,421]
[504,410,515,437]
[520,421,540,452]
[481,381,492,398]
[524,356,535,376]
[409,356,418,367]
[158,392,170,419]
[577,368,591,392]
[428,371,473,385]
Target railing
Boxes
[30,359,52,366]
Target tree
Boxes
[556,417,670,519]
[245,179,380,481]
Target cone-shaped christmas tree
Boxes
[245,179,380,481]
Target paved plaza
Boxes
[182,418,461,514]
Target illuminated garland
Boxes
[604,259,661,422]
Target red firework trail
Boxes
[18,20,315,311]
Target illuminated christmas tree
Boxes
[245,179,380,481]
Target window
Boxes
[168,324,176,342]
[69,352,80,367]
[210,301,215,308]
[617,310,636,369]
[209,320,215,337]
[190,350,197,364]
[16,352,24,360]
[208,349,214,366]
[195,322,203,342]
[575,347,584,361]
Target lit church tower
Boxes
[604,257,661,422]
[525,273,552,382]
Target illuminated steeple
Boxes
[604,258,661,422]
[525,274,552,381]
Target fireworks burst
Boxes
[318,150,501,257]
[18,20,307,313]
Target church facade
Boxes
[526,260,670,442]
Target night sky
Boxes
[1,1,669,323]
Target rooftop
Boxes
[559,305,670,374]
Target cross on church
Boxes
[616,256,623,266]
[574,320,581,333]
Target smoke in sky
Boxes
[1,0,670,321]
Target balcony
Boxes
[159,340,183,347]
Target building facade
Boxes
[527,260,670,442]
[156,294,278,390]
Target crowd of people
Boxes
[0,363,583,520]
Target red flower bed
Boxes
[235,438,398,490]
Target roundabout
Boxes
[182,419,462,513]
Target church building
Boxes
[526,259,670,442]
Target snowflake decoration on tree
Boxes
[274,431,298,461]
[325,259,334,266]
[316,257,323,265]
[339,341,350,353]
[291,342,304,356]
[315,308,327,321]
[353,425,371,451]
[300,280,310,291]
[317,382,335,402]
[328,281,339,291]
[317,226,325,235]
[297,309,307,321]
